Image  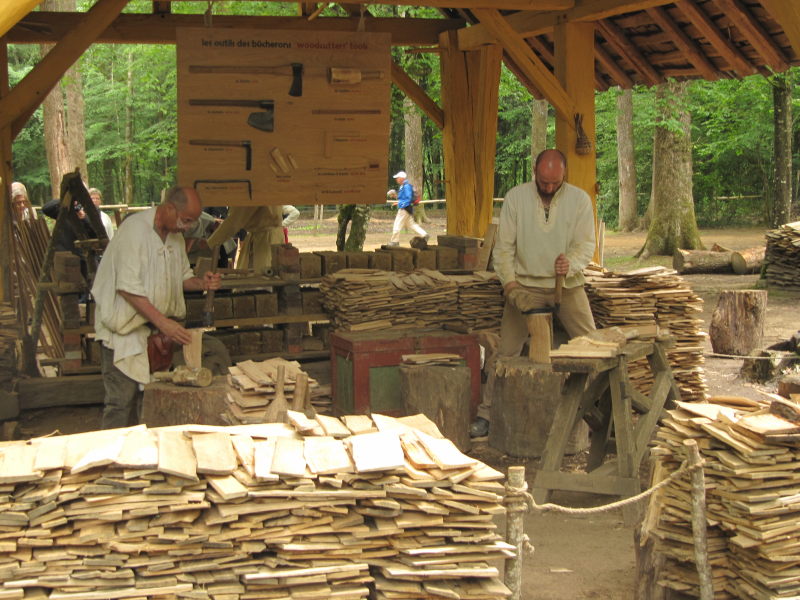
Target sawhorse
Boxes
[532,339,681,515]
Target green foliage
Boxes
[9,4,800,228]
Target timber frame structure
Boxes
[1,1,799,303]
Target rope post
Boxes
[505,465,526,600]
[684,439,713,600]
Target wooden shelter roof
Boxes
[3,1,799,95]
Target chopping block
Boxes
[141,375,228,427]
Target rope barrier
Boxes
[503,457,705,517]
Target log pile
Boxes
[320,269,503,333]
[765,221,800,289]
[0,414,511,600]
[585,265,707,401]
[645,395,800,599]
[224,357,330,423]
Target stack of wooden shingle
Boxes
[0,413,511,600]
[764,221,800,289]
[584,266,707,402]
[646,395,800,599]
[320,269,503,333]
[0,303,17,388]
[225,357,329,423]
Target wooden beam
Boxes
[674,0,755,77]
[7,13,464,46]
[152,1,171,15]
[715,0,789,72]
[459,0,675,50]
[0,0,129,135]
[501,55,544,99]
[0,37,12,303]
[390,61,444,130]
[646,6,720,81]
[596,18,663,86]
[471,9,575,124]
[528,35,608,91]
[277,0,577,8]
[594,39,635,88]
[760,0,800,60]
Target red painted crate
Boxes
[330,328,481,417]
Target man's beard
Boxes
[536,183,561,202]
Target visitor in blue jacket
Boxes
[387,170,427,246]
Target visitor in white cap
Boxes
[387,170,427,246]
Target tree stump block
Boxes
[141,376,228,427]
[399,364,471,451]
[709,290,767,355]
[778,375,800,400]
[488,357,587,458]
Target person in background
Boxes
[10,182,34,223]
[470,149,596,438]
[92,186,230,429]
[282,205,299,243]
[387,170,427,246]
[88,188,115,240]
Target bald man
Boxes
[92,186,229,429]
[471,149,596,438]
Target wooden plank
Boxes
[304,436,355,475]
[349,432,405,473]
[32,436,67,472]
[253,438,279,482]
[156,429,198,482]
[191,432,237,475]
[0,443,42,484]
[16,374,105,410]
[116,427,158,468]
[207,474,249,501]
[270,437,307,478]
[416,433,477,470]
[315,414,352,438]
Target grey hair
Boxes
[87,187,102,199]
[163,186,189,210]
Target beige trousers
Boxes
[390,208,427,243]
[477,284,595,421]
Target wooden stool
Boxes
[532,339,680,508]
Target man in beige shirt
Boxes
[471,149,596,437]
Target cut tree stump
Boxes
[673,249,732,274]
[400,364,471,451]
[709,290,767,355]
[731,246,766,275]
[488,357,587,458]
[141,376,228,427]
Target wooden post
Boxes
[709,290,767,355]
[0,36,12,304]
[684,439,713,600]
[553,21,597,259]
[505,465,526,600]
[439,31,501,238]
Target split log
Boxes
[400,364,471,451]
[709,290,767,355]
[673,249,732,274]
[488,357,587,458]
[731,246,766,275]
[777,375,800,401]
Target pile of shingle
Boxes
[0,413,511,600]
[764,221,800,289]
[320,269,502,333]
[584,265,707,402]
[646,395,800,599]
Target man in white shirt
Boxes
[471,149,596,437]
[92,186,229,429]
[88,188,115,240]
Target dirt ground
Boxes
[17,214,800,600]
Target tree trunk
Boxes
[638,81,703,257]
[124,48,134,205]
[772,72,792,227]
[731,247,766,275]
[336,204,371,252]
[672,249,732,274]
[40,0,84,197]
[709,290,768,356]
[530,98,548,169]
[617,88,638,232]
[404,97,428,224]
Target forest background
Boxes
[7,1,800,237]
